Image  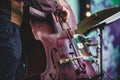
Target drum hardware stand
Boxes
[84,11,120,80]
[97,25,105,80]
[85,22,116,80]
[95,23,105,80]
[90,23,113,80]
[96,12,120,80]
[84,22,111,80]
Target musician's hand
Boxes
[55,7,70,22]
[62,7,70,21]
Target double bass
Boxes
[21,0,96,80]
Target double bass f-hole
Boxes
[50,48,58,80]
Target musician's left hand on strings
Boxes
[62,7,70,20]
[55,7,70,22]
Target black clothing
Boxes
[0,0,23,80]
[0,0,11,21]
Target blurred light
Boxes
[86,4,90,8]
[85,11,92,17]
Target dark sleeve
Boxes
[23,0,63,13]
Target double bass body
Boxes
[30,13,79,80]
[22,0,96,80]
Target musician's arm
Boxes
[22,0,63,13]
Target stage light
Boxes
[86,4,90,8]
[85,11,91,17]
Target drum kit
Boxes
[74,7,120,80]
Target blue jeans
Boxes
[0,18,22,80]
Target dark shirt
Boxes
[23,0,63,13]
[0,0,11,21]
[0,0,62,21]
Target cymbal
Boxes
[75,7,120,34]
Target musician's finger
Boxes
[62,7,70,20]
[55,15,59,22]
